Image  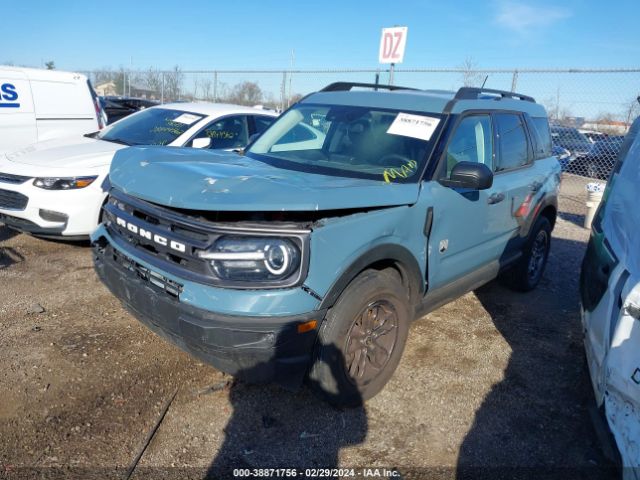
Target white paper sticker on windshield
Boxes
[172,113,201,125]
[387,113,440,141]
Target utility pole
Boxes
[128,56,132,96]
[288,49,295,108]
[389,63,395,86]
[280,71,287,112]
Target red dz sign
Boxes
[379,27,408,64]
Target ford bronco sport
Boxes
[92,82,561,406]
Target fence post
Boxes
[214,71,218,102]
[511,69,518,92]
[161,72,165,104]
[281,71,287,111]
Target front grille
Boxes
[0,189,28,210]
[103,191,217,284]
[102,189,310,289]
[0,172,31,185]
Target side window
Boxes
[253,115,275,135]
[495,113,531,171]
[530,117,552,159]
[444,115,493,177]
[189,115,249,149]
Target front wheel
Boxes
[505,216,552,292]
[308,269,410,407]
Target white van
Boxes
[0,66,105,154]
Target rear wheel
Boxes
[505,216,552,292]
[308,269,410,407]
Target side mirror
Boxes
[192,137,212,149]
[439,162,493,190]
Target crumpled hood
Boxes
[109,146,420,211]
[6,136,124,169]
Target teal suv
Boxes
[92,83,561,406]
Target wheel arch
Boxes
[318,244,424,311]
[539,203,557,231]
[522,195,557,239]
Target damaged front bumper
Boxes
[92,228,327,390]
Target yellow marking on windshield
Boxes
[383,159,418,183]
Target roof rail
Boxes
[454,87,535,103]
[320,82,419,92]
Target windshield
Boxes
[98,108,205,146]
[246,103,442,183]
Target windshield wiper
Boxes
[100,137,131,146]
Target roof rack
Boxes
[320,82,419,92]
[454,87,535,103]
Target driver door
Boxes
[425,113,512,290]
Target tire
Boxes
[505,216,552,292]
[308,268,410,407]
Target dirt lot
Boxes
[0,181,617,479]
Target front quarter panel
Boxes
[305,204,426,305]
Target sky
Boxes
[2,0,639,71]
[2,0,638,120]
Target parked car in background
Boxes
[580,129,609,144]
[552,145,571,170]
[567,135,625,179]
[0,103,277,239]
[550,124,593,163]
[100,96,159,124]
[0,66,105,155]
[581,116,640,476]
[92,83,561,406]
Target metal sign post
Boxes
[379,26,407,86]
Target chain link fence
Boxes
[84,67,640,209]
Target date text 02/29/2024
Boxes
[232,468,401,478]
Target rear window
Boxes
[495,113,532,171]
[531,117,552,159]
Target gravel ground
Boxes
[0,180,617,479]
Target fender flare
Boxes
[523,193,558,239]
[317,243,424,310]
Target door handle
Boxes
[487,192,505,205]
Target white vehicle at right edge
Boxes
[581,116,640,479]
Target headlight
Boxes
[33,176,98,190]
[197,236,302,283]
